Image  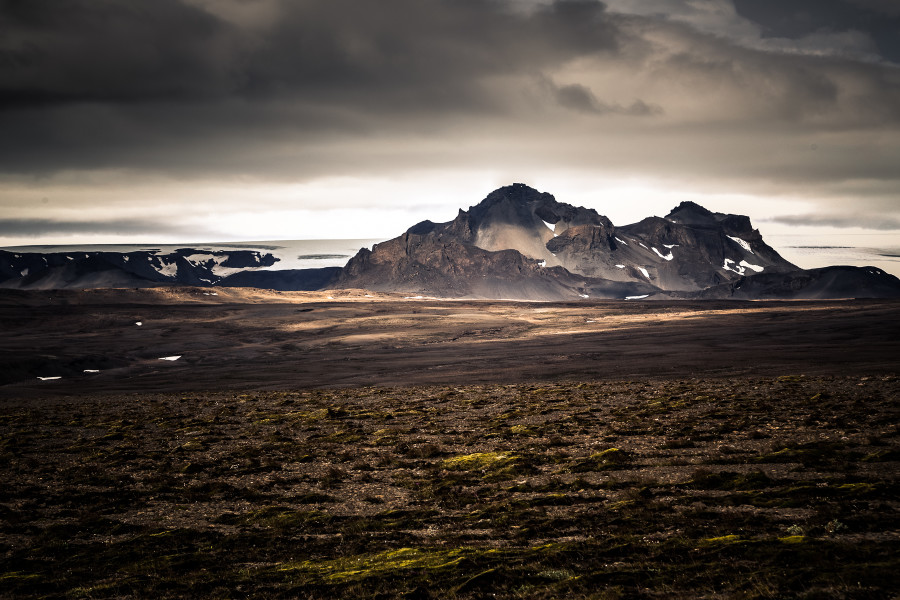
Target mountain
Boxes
[335,183,898,299]
[695,266,900,300]
[0,248,279,290]
[2,183,899,300]
[334,185,660,299]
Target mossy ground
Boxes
[1,375,898,598]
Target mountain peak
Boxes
[479,183,552,207]
[668,201,713,218]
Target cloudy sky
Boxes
[1,0,899,246]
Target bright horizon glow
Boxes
[2,175,898,278]
[2,173,897,248]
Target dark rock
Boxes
[696,266,900,300]
[217,267,341,291]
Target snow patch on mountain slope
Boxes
[542,220,558,236]
[157,259,178,278]
[727,236,754,254]
[723,258,745,275]
[739,260,764,273]
[652,247,674,261]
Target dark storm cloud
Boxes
[0,0,645,174]
[0,217,218,238]
[0,0,619,108]
[1,0,900,230]
[770,214,900,230]
[0,0,245,107]
[733,0,900,62]
[551,81,663,116]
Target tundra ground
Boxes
[1,376,898,599]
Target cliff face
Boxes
[337,227,656,301]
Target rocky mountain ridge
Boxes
[0,248,281,290]
[2,183,899,299]
[333,183,896,299]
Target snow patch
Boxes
[37,376,61,381]
[739,260,764,273]
[625,295,650,300]
[723,258,745,275]
[542,220,558,236]
[727,236,754,254]
[537,260,546,267]
[83,369,100,373]
[638,267,650,279]
[615,264,626,269]
[157,259,178,277]
[185,253,217,264]
[404,296,425,299]
[639,242,648,249]
[20,268,28,277]
[579,294,589,298]
[663,244,679,249]
[652,247,673,261]
[135,321,142,326]
[614,237,627,246]
[159,355,182,361]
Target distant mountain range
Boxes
[2,183,899,299]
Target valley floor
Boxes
[0,289,898,598]
[1,288,898,394]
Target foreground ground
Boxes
[1,376,898,599]
[1,290,898,598]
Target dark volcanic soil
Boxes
[1,287,898,396]
[1,288,898,598]
[1,377,898,598]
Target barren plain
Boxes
[1,289,898,598]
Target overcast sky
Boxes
[2,0,899,246]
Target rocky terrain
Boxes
[2,376,898,599]
[3,184,899,300]
[1,289,898,598]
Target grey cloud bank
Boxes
[0,0,898,244]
